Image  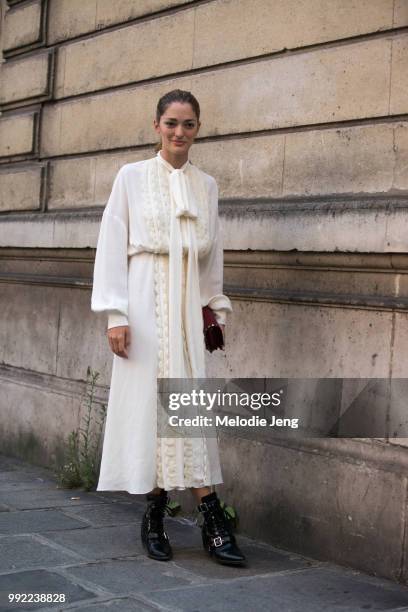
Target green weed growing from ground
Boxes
[55,366,106,491]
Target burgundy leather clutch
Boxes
[202,305,224,353]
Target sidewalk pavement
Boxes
[1,455,408,612]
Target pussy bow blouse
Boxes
[91,150,232,377]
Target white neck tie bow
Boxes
[169,169,198,219]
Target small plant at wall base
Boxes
[55,366,107,491]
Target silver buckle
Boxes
[198,502,209,512]
[213,536,223,547]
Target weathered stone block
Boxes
[48,157,97,210]
[0,113,36,158]
[389,313,408,378]
[390,35,408,115]
[208,300,392,378]
[0,213,101,248]
[191,135,285,198]
[0,268,115,383]
[56,285,114,382]
[219,434,405,581]
[0,52,51,105]
[0,167,42,212]
[394,123,408,190]
[47,151,146,209]
[384,206,408,251]
[0,283,60,374]
[47,0,191,44]
[192,37,391,137]
[194,0,394,67]
[394,0,408,27]
[222,204,408,253]
[224,259,400,305]
[3,0,42,51]
[282,122,403,196]
[0,376,81,467]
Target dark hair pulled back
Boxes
[154,89,200,152]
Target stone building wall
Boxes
[1,0,408,581]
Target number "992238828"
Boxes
[8,593,66,603]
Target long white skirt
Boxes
[96,252,224,494]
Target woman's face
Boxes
[154,102,200,155]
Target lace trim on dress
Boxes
[147,156,212,490]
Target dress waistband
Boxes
[127,244,190,257]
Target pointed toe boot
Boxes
[141,489,173,561]
[197,492,246,566]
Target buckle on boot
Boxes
[198,502,209,512]
[213,536,223,547]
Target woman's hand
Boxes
[107,325,131,358]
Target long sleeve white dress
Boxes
[91,150,232,494]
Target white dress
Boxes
[91,150,232,494]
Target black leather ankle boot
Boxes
[197,492,246,566]
[141,489,173,561]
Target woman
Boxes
[91,89,246,566]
